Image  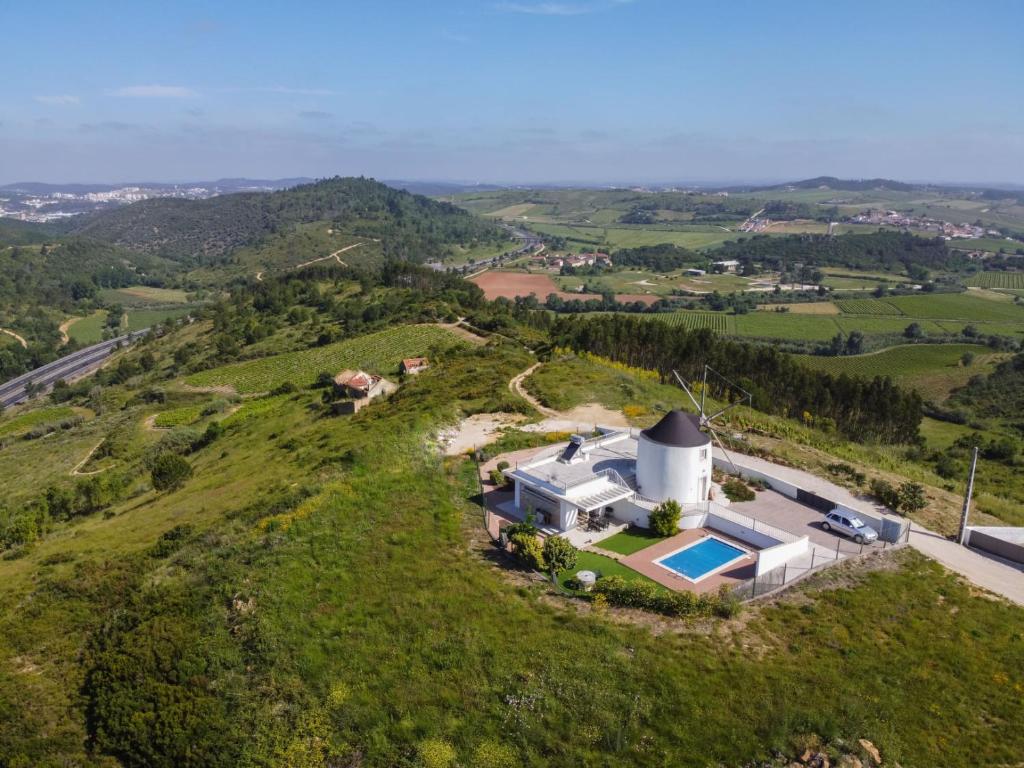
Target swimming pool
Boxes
[654,536,748,582]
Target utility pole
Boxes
[957,446,979,546]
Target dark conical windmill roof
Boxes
[640,410,710,448]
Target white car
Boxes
[822,510,878,545]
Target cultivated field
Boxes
[887,293,1024,322]
[836,298,903,315]
[652,312,732,332]
[966,272,1024,290]
[185,325,463,394]
[795,343,1003,401]
[758,302,839,315]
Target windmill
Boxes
[672,366,752,473]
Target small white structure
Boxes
[636,411,712,505]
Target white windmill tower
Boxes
[672,365,752,474]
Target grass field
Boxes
[795,344,1002,401]
[65,310,109,344]
[966,272,1024,289]
[525,221,742,251]
[185,325,464,393]
[97,285,191,306]
[0,405,80,437]
[758,302,839,315]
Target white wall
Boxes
[706,511,783,549]
[756,536,809,576]
[608,499,652,528]
[713,457,799,498]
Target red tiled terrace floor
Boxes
[618,528,759,594]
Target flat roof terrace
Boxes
[509,432,639,494]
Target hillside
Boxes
[0,266,1022,765]
[73,176,508,266]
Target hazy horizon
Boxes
[4,0,1022,185]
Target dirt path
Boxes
[70,440,108,476]
[57,318,77,345]
[0,328,28,348]
[509,363,559,417]
[296,241,364,270]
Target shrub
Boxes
[270,381,297,396]
[869,478,900,511]
[542,536,577,580]
[509,532,545,571]
[897,481,927,516]
[472,739,517,768]
[496,460,510,471]
[592,577,741,619]
[722,478,755,502]
[151,453,193,491]
[418,738,456,768]
[488,468,507,487]
[649,499,681,537]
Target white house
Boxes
[504,411,713,534]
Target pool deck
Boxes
[619,528,759,594]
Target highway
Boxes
[0,331,147,409]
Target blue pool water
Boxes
[656,537,746,581]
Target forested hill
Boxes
[712,231,962,274]
[72,176,507,265]
[554,314,922,443]
[754,176,917,192]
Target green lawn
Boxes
[593,527,664,556]
[556,549,660,591]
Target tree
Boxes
[904,322,924,339]
[897,482,927,516]
[151,453,193,491]
[961,351,975,367]
[649,499,682,537]
[542,536,577,583]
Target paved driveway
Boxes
[730,490,884,554]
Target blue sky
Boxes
[3,0,1022,184]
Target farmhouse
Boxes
[333,369,385,399]
[712,259,741,272]
[400,357,429,375]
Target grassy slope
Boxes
[185,324,463,393]
[2,331,1024,766]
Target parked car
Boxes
[822,510,878,544]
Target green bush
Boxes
[488,468,508,487]
[649,499,681,537]
[151,453,193,492]
[542,536,577,579]
[721,478,755,502]
[509,532,546,571]
[869,478,900,511]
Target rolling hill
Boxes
[72,176,508,266]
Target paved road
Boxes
[909,523,1024,606]
[0,331,146,408]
